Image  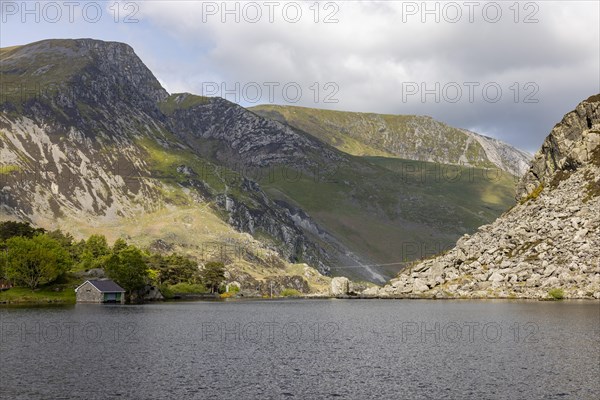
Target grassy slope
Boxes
[366,157,517,209]
[0,287,76,304]
[252,107,395,158]
[0,46,23,55]
[158,93,211,116]
[260,156,516,280]
[250,104,494,168]
[251,104,518,280]
[0,40,88,85]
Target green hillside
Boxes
[250,104,532,177]
[251,104,490,165]
[258,155,517,280]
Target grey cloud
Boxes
[6,0,586,154]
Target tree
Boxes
[146,254,168,285]
[0,247,6,280]
[104,245,149,296]
[46,229,74,247]
[71,239,86,264]
[0,221,45,241]
[85,234,109,257]
[147,253,199,285]
[4,235,71,289]
[112,238,128,253]
[47,229,79,262]
[147,268,160,285]
[81,234,109,269]
[201,261,225,293]
[167,254,199,284]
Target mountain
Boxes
[251,105,531,176]
[1,39,521,284]
[369,95,600,299]
[0,39,335,293]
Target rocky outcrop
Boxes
[143,285,165,301]
[462,129,532,176]
[517,94,600,200]
[260,275,311,295]
[230,272,311,296]
[373,95,600,299]
[330,277,350,296]
[215,185,332,274]
[166,95,345,171]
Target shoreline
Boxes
[2,294,599,306]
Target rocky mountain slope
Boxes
[251,105,531,176]
[159,94,521,282]
[0,39,334,292]
[369,95,600,299]
[1,39,521,284]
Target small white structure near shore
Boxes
[75,279,126,304]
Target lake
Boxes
[1,299,599,399]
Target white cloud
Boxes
[2,1,598,152]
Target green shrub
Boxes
[583,171,600,202]
[227,285,240,293]
[158,284,174,299]
[168,282,208,294]
[548,288,564,300]
[520,183,544,204]
[280,288,302,297]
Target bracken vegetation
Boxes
[520,183,544,204]
[583,170,600,202]
[549,170,571,189]
[548,288,565,300]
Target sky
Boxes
[1,0,599,153]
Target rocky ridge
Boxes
[461,129,531,177]
[368,96,600,299]
[251,105,532,176]
[165,95,345,171]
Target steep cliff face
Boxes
[516,95,600,199]
[251,105,531,176]
[164,94,345,171]
[371,95,600,299]
[461,129,531,177]
[0,39,330,274]
[1,39,168,121]
[0,39,168,223]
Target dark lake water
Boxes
[1,299,599,400]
